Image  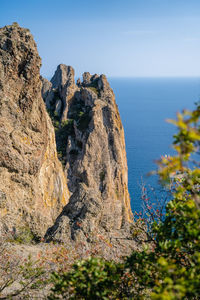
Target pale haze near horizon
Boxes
[1,0,200,78]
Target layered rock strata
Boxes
[42,65,133,247]
[0,23,69,237]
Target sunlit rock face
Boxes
[43,67,133,251]
[0,23,70,237]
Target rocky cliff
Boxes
[42,65,133,249]
[0,23,69,237]
[0,23,135,254]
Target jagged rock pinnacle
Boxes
[42,65,134,253]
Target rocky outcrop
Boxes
[43,68,133,249]
[0,23,135,255]
[0,23,70,237]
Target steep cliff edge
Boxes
[42,66,134,248]
[0,23,70,237]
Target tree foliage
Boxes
[49,257,124,299]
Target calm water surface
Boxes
[109,78,200,212]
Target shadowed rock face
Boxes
[0,23,70,237]
[43,69,133,248]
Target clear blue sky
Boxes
[1,0,200,78]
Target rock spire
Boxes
[42,68,133,249]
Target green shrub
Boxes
[49,257,124,300]
[8,226,40,244]
[88,86,99,96]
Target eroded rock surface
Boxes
[43,68,134,250]
[0,23,69,237]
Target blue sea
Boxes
[109,78,200,212]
